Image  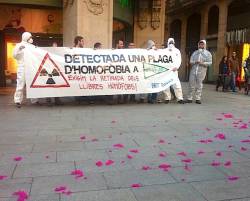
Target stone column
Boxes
[179,16,187,81]
[63,0,113,48]
[200,5,209,39]
[216,0,228,73]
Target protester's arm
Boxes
[202,51,212,67]
[13,44,24,59]
[189,52,196,66]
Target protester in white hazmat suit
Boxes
[13,32,38,108]
[185,40,212,104]
[163,38,185,104]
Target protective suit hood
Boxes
[167,38,175,47]
[147,40,155,50]
[198,40,206,49]
[22,32,32,43]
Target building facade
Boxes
[0,0,167,87]
[166,0,250,82]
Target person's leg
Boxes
[14,66,25,107]
[173,79,185,103]
[216,76,222,91]
[186,70,196,102]
[231,72,236,92]
[151,93,157,103]
[163,87,171,103]
[195,68,207,103]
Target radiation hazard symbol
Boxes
[143,63,169,79]
[30,53,70,88]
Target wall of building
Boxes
[0,5,62,34]
[133,0,166,48]
[63,0,113,48]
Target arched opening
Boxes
[208,5,219,35]
[169,19,182,49]
[186,13,201,54]
[185,13,201,80]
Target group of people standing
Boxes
[13,31,214,108]
[216,51,250,95]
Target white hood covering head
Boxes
[198,39,206,49]
[167,38,175,47]
[147,40,155,49]
[22,32,32,43]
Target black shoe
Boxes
[195,100,201,104]
[184,100,192,103]
[178,100,185,104]
[16,103,21,108]
[164,100,169,104]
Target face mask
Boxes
[169,44,174,48]
[28,38,33,44]
[198,48,203,52]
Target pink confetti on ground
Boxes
[228,176,239,181]
[91,138,98,142]
[181,158,192,163]
[228,145,234,148]
[80,136,86,140]
[127,154,133,159]
[13,156,23,162]
[96,161,103,167]
[131,183,142,188]
[241,139,250,143]
[62,191,72,196]
[111,120,116,123]
[177,152,187,157]
[54,186,67,192]
[224,161,232,167]
[239,124,248,129]
[240,147,248,151]
[0,175,7,180]
[45,155,49,159]
[198,139,213,144]
[158,163,172,171]
[216,118,223,121]
[158,139,165,144]
[105,160,114,166]
[216,152,223,157]
[13,191,28,201]
[184,164,192,172]
[197,150,205,155]
[159,152,167,157]
[142,166,151,171]
[211,161,221,167]
[215,133,226,140]
[129,149,139,153]
[71,169,84,179]
[205,128,211,131]
[113,143,124,148]
[223,113,233,119]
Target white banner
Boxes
[24,46,181,98]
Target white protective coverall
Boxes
[13,32,37,104]
[187,40,212,101]
[163,38,183,101]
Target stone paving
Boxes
[0,84,250,201]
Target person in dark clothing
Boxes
[228,52,240,92]
[216,56,229,92]
[243,55,250,95]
